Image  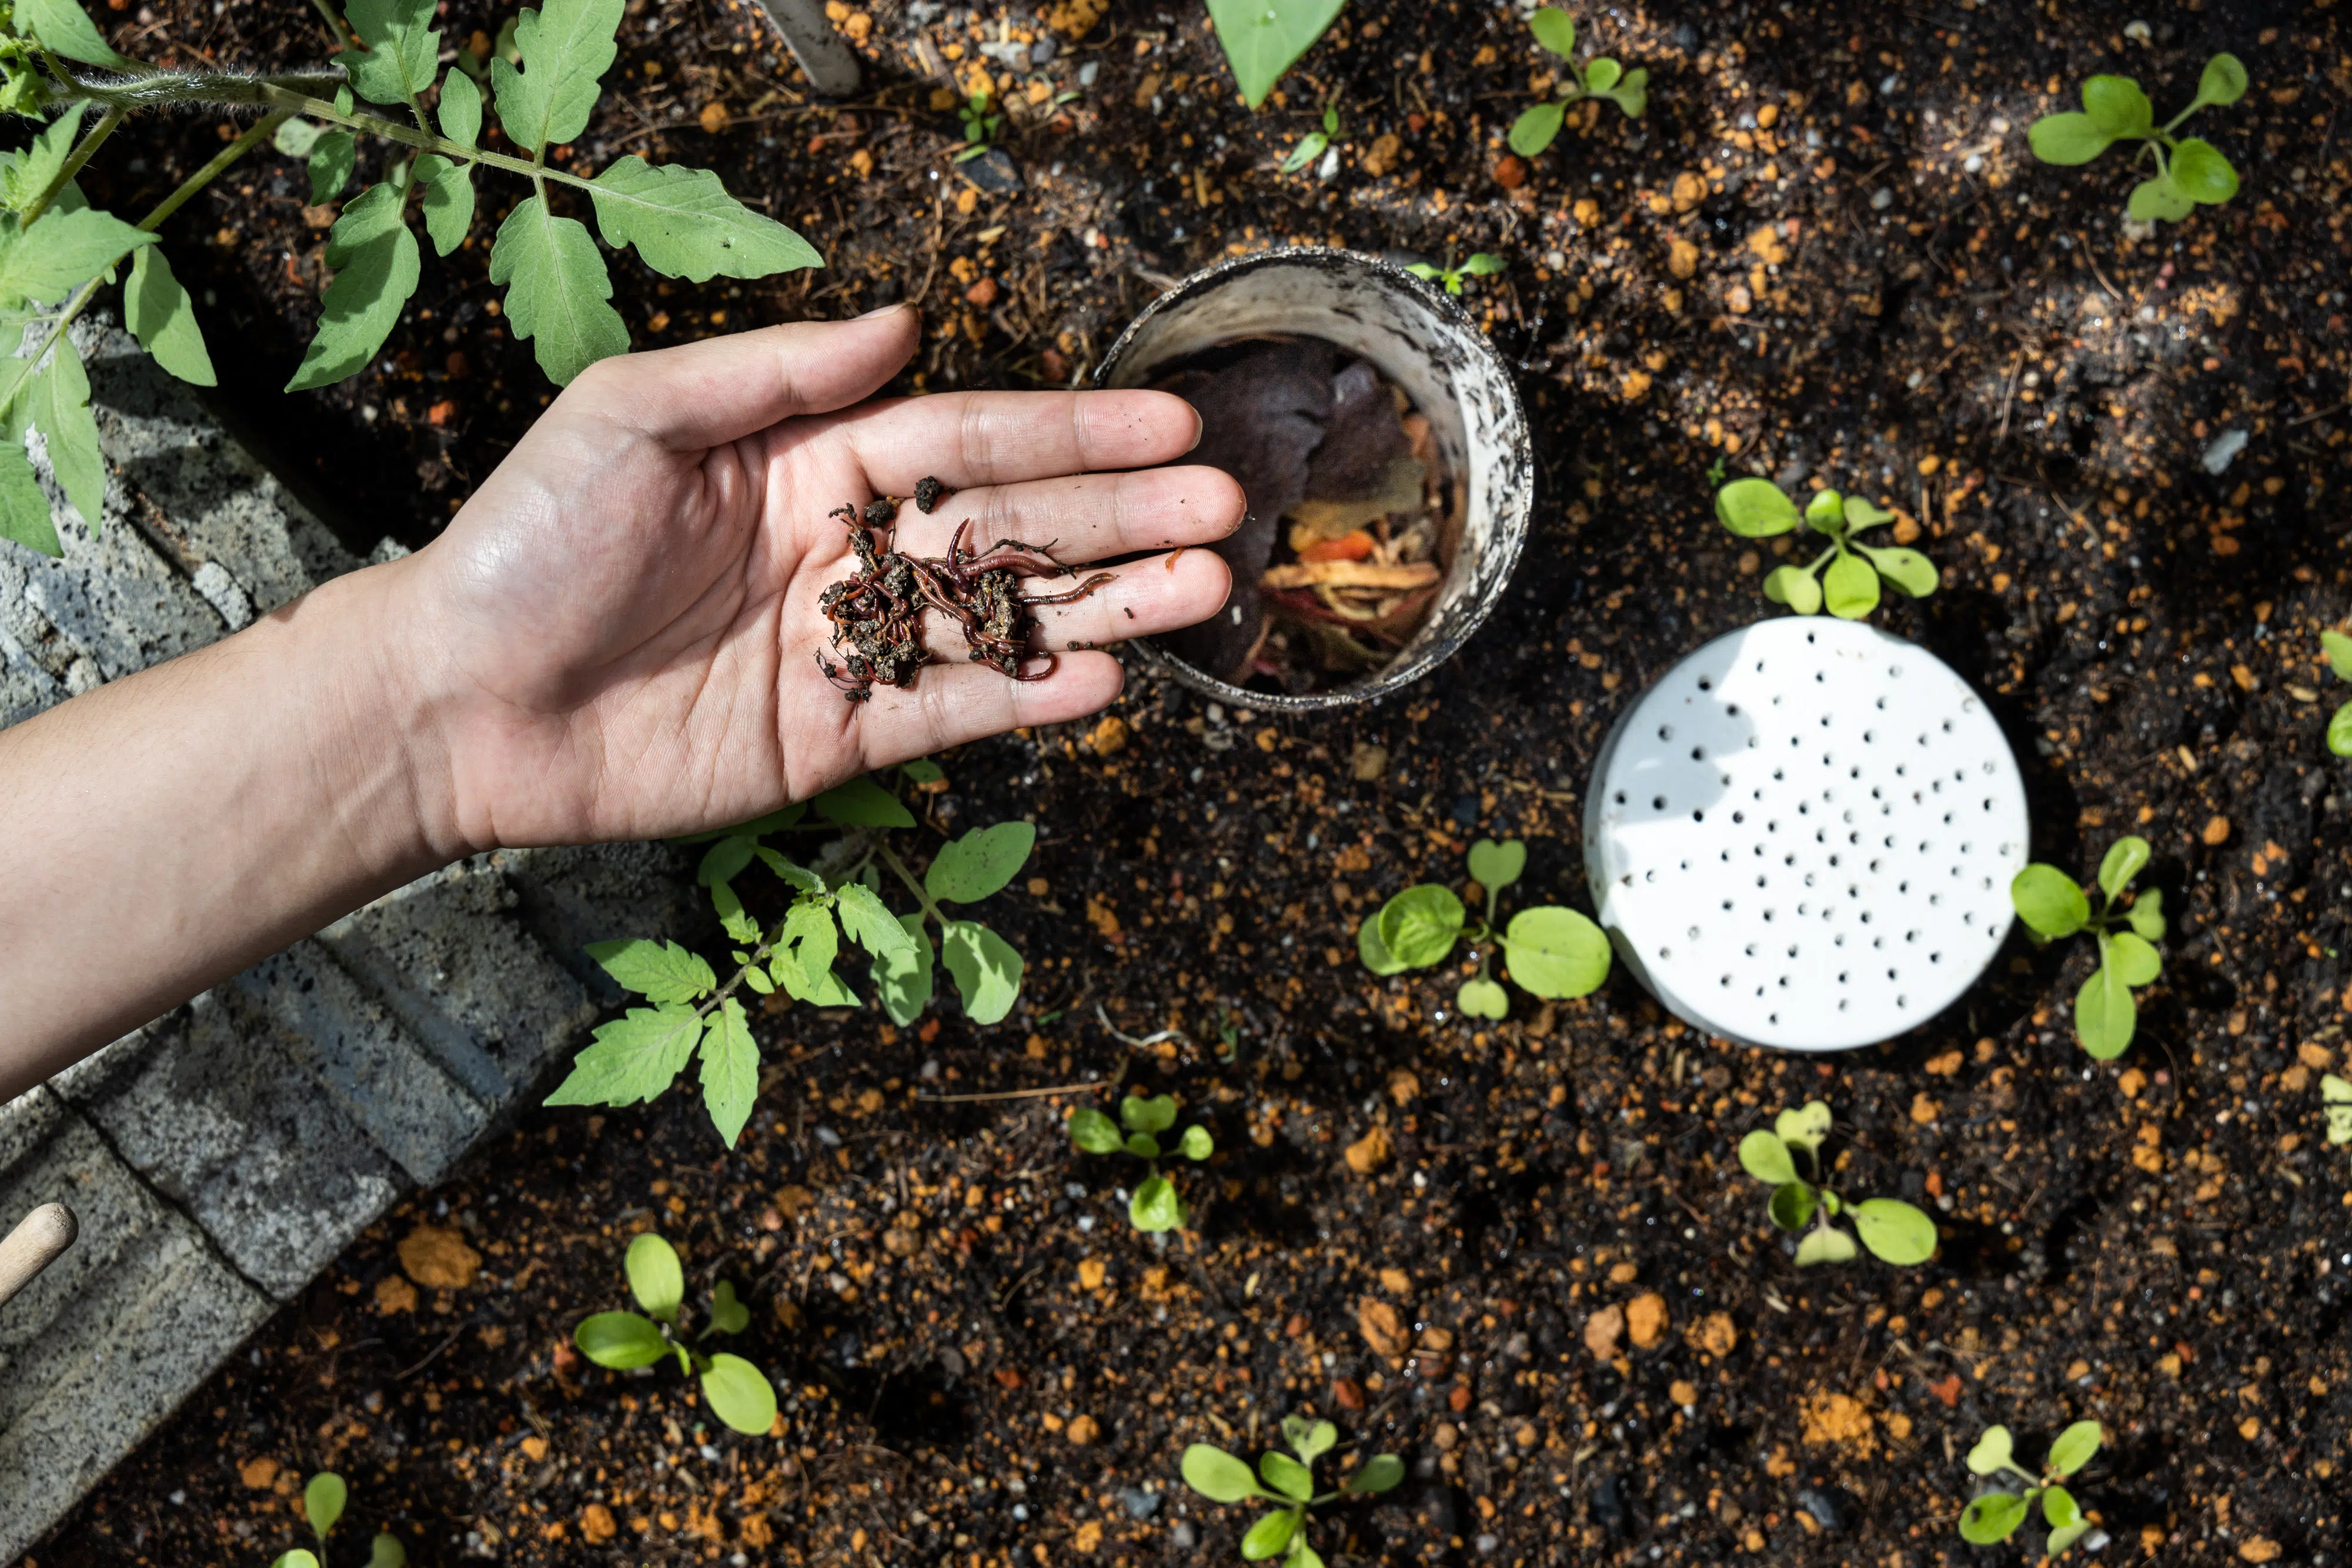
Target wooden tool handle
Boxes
[0,1202,78,1310]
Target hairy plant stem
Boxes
[0,111,289,420]
[701,935,779,1018]
[52,71,597,196]
[18,103,125,230]
[876,842,948,927]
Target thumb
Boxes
[569,306,921,450]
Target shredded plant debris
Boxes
[1153,339,1449,690]
[816,479,1114,701]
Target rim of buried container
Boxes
[1091,247,1532,713]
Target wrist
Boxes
[289,556,482,869]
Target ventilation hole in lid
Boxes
[1733,811,1746,824]
[1659,947,1671,959]
[1770,1012,1781,1024]
[1727,702,1742,715]
[1838,999,1849,1011]
[1652,795,1668,810]
[1930,952,1942,964]
[1645,869,1657,882]
[1688,926,1700,940]
[1693,810,1706,823]
[1698,676,1713,690]
[1692,747,1705,761]
[1720,974,1732,987]
[1614,790,1627,804]
[1658,723,1675,740]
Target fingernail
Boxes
[1187,407,1205,453]
[857,302,911,320]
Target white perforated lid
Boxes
[1583,619,2028,1052]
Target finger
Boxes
[885,464,1244,566]
[573,307,920,450]
[1017,547,1233,653]
[852,653,1128,770]
[829,388,1204,493]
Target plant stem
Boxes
[19,104,125,230]
[700,934,780,1018]
[0,110,289,423]
[876,842,950,927]
[306,0,359,52]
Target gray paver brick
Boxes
[229,944,487,1185]
[54,995,406,1300]
[317,856,599,1109]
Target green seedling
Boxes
[549,762,1032,1146]
[1957,1421,2103,1554]
[1737,1101,1937,1268]
[1181,1413,1404,1566]
[572,1232,777,1437]
[263,1471,403,1568]
[2323,1073,2352,1147]
[1508,8,1647,156]
[1405,252,1506,296]
[1281,101,1341,173]
[1359,837,1610,1017]
[1068,1093,1214,1232]
[0,0,821,557]
[2322,631,2352,756]
[1715,479,1937,619]
[954,89,1004,163]
[2010,835,2164,1060]
[2027,54,2247,224]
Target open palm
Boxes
[392,309,1241,852]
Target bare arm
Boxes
[0,309,1241,1098]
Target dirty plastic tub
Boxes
[1092,248,1533,713]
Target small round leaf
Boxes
[1502,906,1611,998]
[1822,550,1881,619]
[2170,138,2238,204]
[1583,56,1621,92]
[1358,910,1408,975]
[1287,1417,1337,1463]
[1966,1425,2015,1476]
[1528,7,1575,56]
[626,1232,685,1321]
[1738,1131,1797,1186]
[1762,564,1823,615]
[2075,961,2137,1059]
[2097,835,2151,900]
[303,1473,347,1540]
[2197,52,2248,107]
[368,1533,406,1568]
[2011,865,2090,938]
[1507,102,1565,158]
[1182,1444,1263,1503]
[1178,1125,1214,1161]
[1852,1199,1937,1265]
[1466,838,1526,893]
[2331,701,2352,757]
[2106,930,2161,988]
[2042,1483,2083,1528]
[1069,1106,1123,1154]
[1775,1100,1833,1152]
[1123,1132,1162,1159]
[1121,1093,1178,1135]
[575,1311,669,1369]
[1240,1509,1301,1561]
[1857,543,1939,599]
[925,821,1038,902]
[1793,1225,1857,1267]
[1378,885,1466,968]
[2127,174,2194,223]
[2027,112,2114,165]
[1804,488,1845,527]
[2047,1419,2103,1477]
[1959,1492,2030,1544]
[2323,629,2352,682]
[1456,977,1510,1019]
[1345,1453,1405,1495]
[2080,74,2153,135]
[1130,1174,1186,1232]
[700,1353,778,1436]
[1768,1180,1818,1233]
[1258,1450,1313,1502]
[1715,477,1800,537]
[707,1279,750,1336]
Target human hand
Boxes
[381,306,1242,854]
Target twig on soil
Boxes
[393,1328,465,1381]
[1094,1002,1190,1049]
[917,1075,1121,1103]
[2074,232,2123,300]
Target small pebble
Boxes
[1871,188,1895,210]
[2201,430,2248,474]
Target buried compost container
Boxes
[1093,248,1532,710]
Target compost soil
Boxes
[34,0,2352,1564]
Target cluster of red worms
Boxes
[816,477,1114,702]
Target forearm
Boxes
[0,561,460,1096]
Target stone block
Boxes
[500,841,711,1003]
[229,944,486,1185]
[54,997,405,1300]
[316,856,599,1111]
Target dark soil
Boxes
[33,0,2352,1564]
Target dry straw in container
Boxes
[1584,618,2029,1051]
